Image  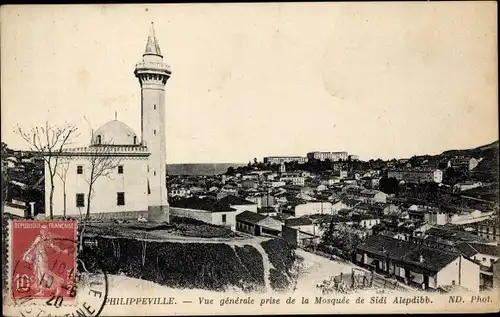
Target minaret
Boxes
[134,22,171,221]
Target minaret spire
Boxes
[145,21,162,56]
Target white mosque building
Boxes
[45,23,170,221]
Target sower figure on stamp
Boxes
[22,225,69,296]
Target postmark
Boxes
[4,220,108,317]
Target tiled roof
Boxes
[357,235,411,262]
[358,235,461,273]
[426,227,489,243]
[218,195,255,206]
[285,217,313,227]
[170,197,236,212]
[236,210,266,224]
[468,243,500,257]
[457,243,483,257]
[401,246,459,272]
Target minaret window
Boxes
[154,104,156,110]
[154,129,156,135]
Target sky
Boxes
[1,3,498,164]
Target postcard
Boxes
[1,2,498,316]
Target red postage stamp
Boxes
[10,220,78,301]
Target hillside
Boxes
[167,163,246,176]
[441,140,499,157]
[81,236,299,293]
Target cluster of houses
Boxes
[1,150,44,217]
[166,156,498,293]
[2,145,498,294]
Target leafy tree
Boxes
[379,177,399,195]
[225,166,235,176]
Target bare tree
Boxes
[15,122,79,219]
[84,142,121,219]
[1,143,10,206]
[56,160,70,218]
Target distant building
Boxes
[424,211,448,226]
[348,155,359,161]
[352,214,381,229]
[294,202,334,217]
[339,170,348,179]
[279,163,286,173]
[345,187,387,204]
[453,181,483,192]
[263,156,308,165]
[280,176,305,186]
[170,187,190,198]
[246,193,276,209]
[217,195,257,215]
[477,218,500,243]
[448,157,481,171]
[387,168,443,184]
[307,151,348,162]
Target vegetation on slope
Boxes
[261,238,297,292]
[81,236,295,292]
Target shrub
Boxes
[261,239,297,291]
[234,245,264,287]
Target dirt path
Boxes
[87,229,272,246]
[252,242,274,293]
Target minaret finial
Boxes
[144,22,162,56]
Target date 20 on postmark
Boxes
[7,220,78,307]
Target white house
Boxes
[170,187,191,198]
[356,235,480,292]
[316,184,327,192]
[453,182,483,192]
[331,199,349,213]
[295,202,334,217]
[356,216,381,229]
[170,197,237,231]
[271,181,286,188]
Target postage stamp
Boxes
[8,220,78,305]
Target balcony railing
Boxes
[135,62,171,73]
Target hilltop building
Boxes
[307,151,348,162]
[263,156,308,165]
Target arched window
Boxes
[133,136,137,145]
[96,135,102,144]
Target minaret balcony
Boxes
[135,61,171,74]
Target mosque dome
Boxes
[92,120,138,146]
